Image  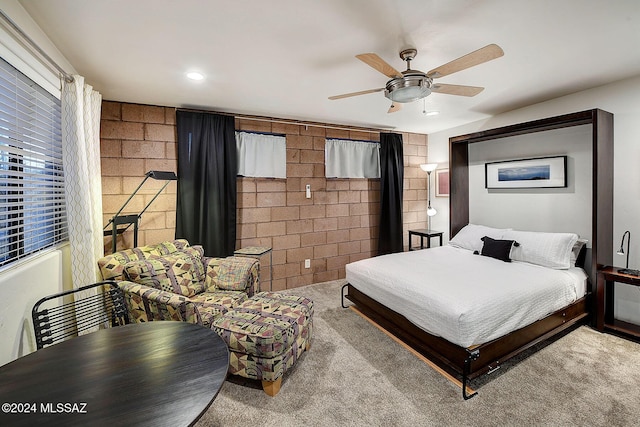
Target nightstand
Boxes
[408,229,443,251]
[234,246,273,291]
[596,265,640,340]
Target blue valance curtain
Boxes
[175,111,237,256]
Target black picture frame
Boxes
[485,155,567,189]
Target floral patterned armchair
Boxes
[97,239,259,328]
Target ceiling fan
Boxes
[329,44,504,113]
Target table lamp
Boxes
[617,230,640,276]
[104,170,178,253]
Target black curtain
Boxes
[175,111,237,257]
[378,132,404,255]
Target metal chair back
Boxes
[32,280,129,349]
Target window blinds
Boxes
[325,138,380,178]
[0,57,66,266]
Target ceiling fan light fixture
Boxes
[384,74,432,103]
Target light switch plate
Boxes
[304,259,311,268]
[305,184,311,198]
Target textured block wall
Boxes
[100,101,430,290]
[100,102,177,252]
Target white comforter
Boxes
[345,245,587,348]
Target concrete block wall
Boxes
[100,101,430,290]
[100,102,178,252]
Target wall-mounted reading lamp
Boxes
[616,230,640,276]
[103,170,178,254]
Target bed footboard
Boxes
[343,283,589,399]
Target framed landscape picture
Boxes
[485,156,567,189]
[435,169,449,197]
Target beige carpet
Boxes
[195,280,640,426]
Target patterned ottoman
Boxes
[211,292,313,396]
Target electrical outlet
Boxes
[304,259,311,269]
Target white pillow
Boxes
[504,230,579,269]
[449,224,511,253]
[570,238,588,266]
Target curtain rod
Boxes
[177,108,396,133]
[0,9,74,83]
[237,114,397,133]
[237,130,287,138]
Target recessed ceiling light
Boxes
[186,72,204,81]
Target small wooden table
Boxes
[408,229,443,250]
[596,265,640,340]
[0,322,229,426]
[234,246,273,291]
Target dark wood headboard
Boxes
[448,108,613,287]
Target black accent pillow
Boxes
[479,236,519,262]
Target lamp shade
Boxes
[427,206,437,217]
[147,170,178,180]
[420,163,438,173]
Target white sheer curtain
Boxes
[61,75,104,288]
[325,138,380,178]
[236,131,286,178]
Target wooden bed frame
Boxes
[345,109,613,399]
[344,283,588,399]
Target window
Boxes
[0,57,66,267]
[325,138,380,178]
[236,131,286,178]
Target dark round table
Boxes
[0,321,229,426]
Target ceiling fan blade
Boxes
[387,102,402,113]
[427,44,504,78]
[431,83,484,97]
[328,88,384,100]
[356,53,403,78]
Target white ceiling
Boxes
[17,0,640,134]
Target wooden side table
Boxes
[596,265,640,340]
[408,229,443,251]
[234,246,273,291]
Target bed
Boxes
[343,109,613,399]
[346,244,588,348]
[343,224,590,399]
